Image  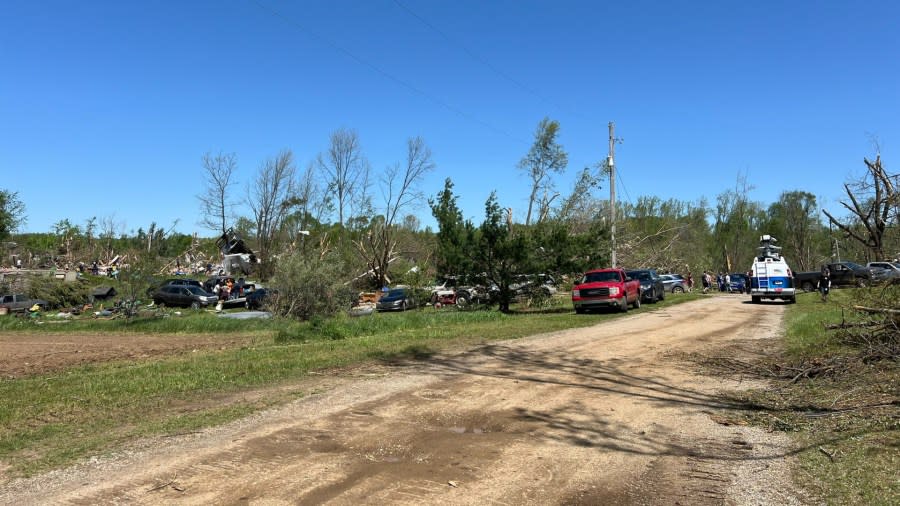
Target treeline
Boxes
[1,121,897,315]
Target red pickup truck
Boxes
[572,268,642,313]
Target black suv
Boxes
[625,269,666,303]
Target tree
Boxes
[618,197,710,272]
[474,193,530,312]
[823,155,898,261]
[519,118,568,226]
[197,151,238,235]
[710,174,765,272]
[555,167,603,233]
[318,128,370,227]
[429,178,474,277]
[0,189,26,242]
[248,150,296,278]
[763,191,826,271]
[282,165,328,255]
[355,137,435,288]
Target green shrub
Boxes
[26,277,93,309]
[269,252,357,320]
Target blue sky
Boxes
[2,0,898,236]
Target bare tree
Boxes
[356,137,435,287]
[519,118,568,226]
[283,164,328,254]
[248,150,296,276]
[197,151,238,235]
[317,128,370,227]
[99,215,124,263]
[823,155,898,261]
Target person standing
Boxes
[817,267,832,302]
[724,273,732,293]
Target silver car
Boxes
[659,274,687,293]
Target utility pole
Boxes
[608,121,617,268]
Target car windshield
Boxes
[386,289,406,297]
[582,271,620,283]
[186,286,209,295]
[627,271,651,280]
[843,262,864,270]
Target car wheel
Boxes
[245,300,251,309]
[154,300,164,308]
[632,295,641,309]
[801,281,815,292]
[673,286,684,294]
[456,295,468,308]
[191,301,200,310]
[751,296,761,304]
[658,289,665,301]
[648,289,658,304]
[620,297,628,312]
[575,307,585,314]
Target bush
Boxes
[27,276,93,309]
[269,252,356,320]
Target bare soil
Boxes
[0,331,256,379]
[0,297,810,505]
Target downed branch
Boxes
[146,473,178,493]
[853,305,900,315]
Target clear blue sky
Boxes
[2,0,898,236]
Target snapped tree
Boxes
[519,118,568,226]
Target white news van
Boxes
[749,235,797,304]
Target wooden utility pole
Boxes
[608,122,617,268]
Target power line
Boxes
[249,0,525,143]
[391,0,590,122]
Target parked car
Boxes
[659,274,686,293]
[867,261,900,283]
[0,294,49,313]
[148,278,204,296]
[376,287,417,311]
[794,261,874,291]
[244,287,273,309]
[572,268,641,313]
[151,285,218,309]
[162,278,203,288]
[728,273,750,293]
[625,269,666,303]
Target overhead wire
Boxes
[248,0,526,144]
[391,0,591,123]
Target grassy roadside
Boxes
[741,288,899,505]
[0,293,701,478]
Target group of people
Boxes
[698,271,742,293]
[212,277,248,301]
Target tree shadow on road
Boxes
[384,343,872,461]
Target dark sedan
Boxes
[625,269,666,303]
[376,288,417,312]
[152,285,218,309]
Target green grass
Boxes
[771,287,899,505]
[0,292,702,477]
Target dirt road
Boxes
[1,297,806,505]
